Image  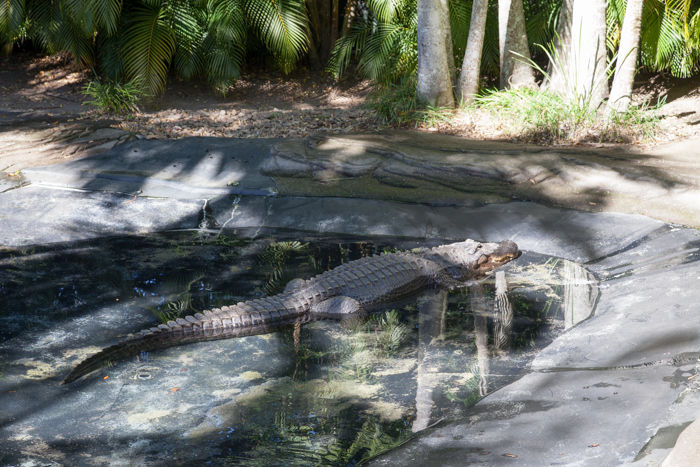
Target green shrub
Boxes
[81,78,143,114]
[366,75,454,127]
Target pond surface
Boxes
[0,230,597,466]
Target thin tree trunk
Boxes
[443,2,456,85]
[306,27,323,71]
[330,0,339,47]
[544,0,574,94]
[571,0,608,106]
[417,0,455,107]
[498,0,536,89]
[318,0,331,62]
[341,0,357,37]
[608,0,644,112]
[456,0,488,104]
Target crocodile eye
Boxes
[475,245,482,250]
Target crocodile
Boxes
[62,238,520,384]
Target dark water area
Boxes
[0,230,597,466]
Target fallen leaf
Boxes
[589,444,599,448]
[503,453,517,458]
[9,390,16,393]
[480,451,490,455]
[589,202,596,205]
[181,368,188,372]
[171,387,179,393]
[104,376,109,380]
[529,178,535,184]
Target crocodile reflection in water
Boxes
[410,262,598,431]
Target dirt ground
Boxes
[2,51,700,146]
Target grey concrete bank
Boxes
[2,133,700,466]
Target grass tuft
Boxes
[81,77,143,114]
[470,87,664,145]
[365,75,456,127]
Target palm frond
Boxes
[367,0,402,23]
[244,0,308,73]
[448,0,471,68]
[168,0,205,79]
[53,13,94,65]
[0,0,25,43]
[90,0,122,35]
[122,0,175,96]
[97,30,124,79]
[326,17,372,80]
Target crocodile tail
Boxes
[61,297,310,385]
[61,316,314,384]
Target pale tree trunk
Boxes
[417,0,455,107]
[571,0,608,106]
[412,290,448,432]
[498,0,536,89]
[443,3,456,85]
[546,0,607,107]
[608,0,644,112]
[544,0,574,94]
[455,0,488,104]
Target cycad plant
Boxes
[1,0,310,96]
[608,0,700,78]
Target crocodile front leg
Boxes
[311,296,362,315]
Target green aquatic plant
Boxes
[336,337,375,385]
[257,240,313,295]
[374,310,410,357]
[445,359,483,407]
[332,417,414,464]
[146,271,203,324]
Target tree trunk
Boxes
[572,0,608,106]
[306,27,323,71]
[330,0,339,47]
[455,0,488,104]
[417,0,455,107]
[318,0,331,62]
[608,0,644,112]
[498,0,536,89]
[443,2,456,85]
[341,0,357,37]
[544,0,574,94]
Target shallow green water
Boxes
[0,231,597,466]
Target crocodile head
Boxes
[427,239,521,281]
[474,239,521,275]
